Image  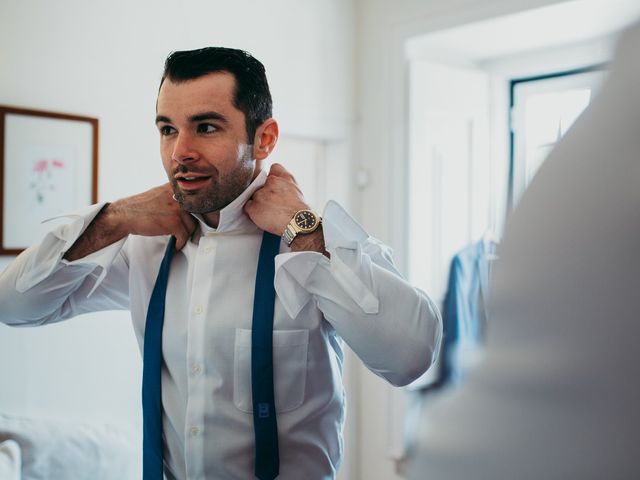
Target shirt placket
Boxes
[184,234,217,479]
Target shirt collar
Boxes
[192,168,267,235]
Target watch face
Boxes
[294,210,317,231]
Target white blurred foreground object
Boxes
[409,19,640,480]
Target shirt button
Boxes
[194,305,203,315]
[191,364,202,376]
[204,246,214,254]
[189,426,200,437]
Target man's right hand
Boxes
[63,184,197,261]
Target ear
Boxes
[252,118,279,161]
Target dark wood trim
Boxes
[0,105,98,125]
[0,105,99,256]
[90,116,99,204]
[0,112,7,255]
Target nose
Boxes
[171,132,199,164]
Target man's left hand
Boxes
[244,163,327,256]
[244,163,309,236]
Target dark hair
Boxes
[160,47,272,142]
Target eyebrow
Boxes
[155,111,229,125]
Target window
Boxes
[509,67,608,208]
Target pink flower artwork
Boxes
[30,158,67,204]
[32,159,48,173]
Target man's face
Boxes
[156,72,259,223]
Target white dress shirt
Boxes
[409,20,640,480]
[0,169,442,480]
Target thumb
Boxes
[269,163,294,180]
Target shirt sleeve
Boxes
[274,200,442,386]
[0,203,129,326]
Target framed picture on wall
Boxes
[0,105,99,255]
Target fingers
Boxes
[174,228,190,251]
[269,163,297,183]
[243,198,254,214]
[160,183,196,250]
[174,210,198,250]
[263,166,304,200]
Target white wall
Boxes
[0,0,356,198]
[0,0,356,474]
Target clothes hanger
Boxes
[482,230,499,261]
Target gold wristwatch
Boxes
[282,209,321,246]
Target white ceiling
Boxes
[407,0,640,62]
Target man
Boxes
[408,20,640,480]
[0,48,442,479]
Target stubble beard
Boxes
[171,146,255,214]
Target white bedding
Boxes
[0,414,141,480]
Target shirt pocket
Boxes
[233,328,309,413]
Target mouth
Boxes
[175,174,213,191]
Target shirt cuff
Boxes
[16,203,125,296]
[274,200,387,318]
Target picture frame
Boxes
[0,105,99,255]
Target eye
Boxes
[159,125,176,136]
[197,123,218,134]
